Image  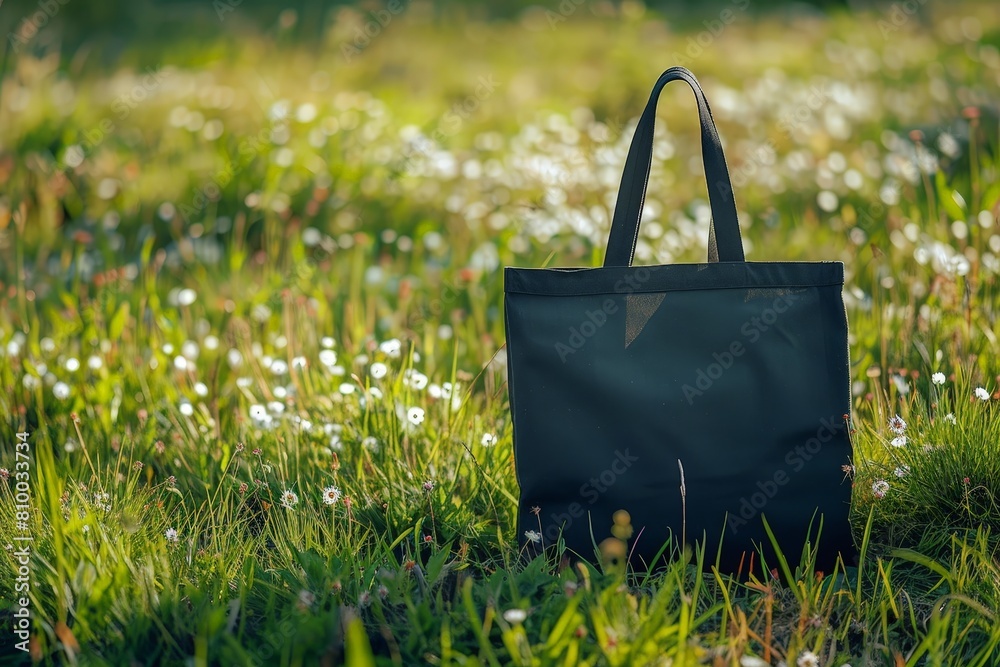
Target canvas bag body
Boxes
[504,67,855,573]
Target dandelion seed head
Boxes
[177,288,197,306]
[407,407,425,425]
[379,338,402,358]
[405,371,428,390]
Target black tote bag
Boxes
[504,67,854,573]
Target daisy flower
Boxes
[322,485,342,505]
[524,530,542,544]
[53,382,71,400]
[796,652,820,667]
[872,480,889,499]
[974,387,990,401]
[894,465,910,478]
[280,489,299,509]
[165,528,179,542]
[931,372,946,385]
[943,413,957,424]
[891,436,906,448]
[370,362,388,379]
[888,414,906,434]
[481,432,498,447]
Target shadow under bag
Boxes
[504,66,855,573]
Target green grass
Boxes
[1,0,1000,664]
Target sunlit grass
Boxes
[1,0,1000,664]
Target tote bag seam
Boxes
[505,281,844,296]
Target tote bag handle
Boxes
[604,67,745,267]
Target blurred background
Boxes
[2,2,1000,662]
[1,0,998,370]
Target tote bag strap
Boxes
[604,67,745,267]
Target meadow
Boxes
[1,0,999,664]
